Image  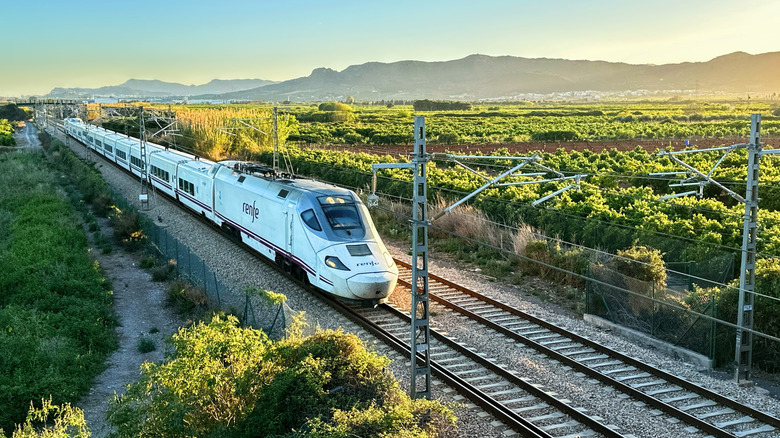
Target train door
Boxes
[285,202,295,254]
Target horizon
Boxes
[2,0,779,97]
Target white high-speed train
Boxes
[64,118,397,304]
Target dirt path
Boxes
[76,216,184,437]
[12,122,41,150]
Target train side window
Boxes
[301,209,322,231]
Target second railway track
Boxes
[394,259,779,438]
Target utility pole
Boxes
[273,106,279,175]
[735,115,761,383]
[370,117,584,398]
[139,106,150,210]
[655,114,771,383]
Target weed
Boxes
[88,221,99,232]
[151,263,175,282]
[166,279,209,318]
[149,327,159,334]
[137,337,156,353]
[140,256,156,269]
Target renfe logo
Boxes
[243,201,259,223]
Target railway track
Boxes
[316,289,626,438]
[393,259,780,438]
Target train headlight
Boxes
[325,256,350,271]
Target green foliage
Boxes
[137,337,156,353]
[0,119,14,146]
[0,398,89,438]
[318,102,354,112]
[609,246,667,287]
[107,316,456,438]
[244,286,287,306]
[0,152,116,432]
[140,255,156,269]
[108,207,145,250]
[519,240,588,287]
[773,107,780,117]
[165,279,209,318]
[413,100,472,111]
[0,104,30,122]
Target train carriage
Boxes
[113,137,134,172]
[147,150,180,197]
[176,158,217,219]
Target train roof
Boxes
[218,160,353,197]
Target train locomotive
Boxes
[64,117,398,304]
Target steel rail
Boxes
[316,292,556,438]
[379,303,624,438]
[396,259,780,437]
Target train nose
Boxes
[347,271,398,300]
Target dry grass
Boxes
[430,196,512,249]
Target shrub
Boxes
[137,337,156,353]
[150,262,175,282]
[608,245,667,287]
[318,102,353,112]
[140,255,156,269]
[109,207,145,250]
[107,316,456,438]
[166,279,209,317]
[0,398,88,438]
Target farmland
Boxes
[85,99,780,368]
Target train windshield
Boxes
[318,195,364,233]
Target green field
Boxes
[285,101,780,145]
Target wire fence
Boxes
[109,188,296,339]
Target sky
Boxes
[2,0,779,97]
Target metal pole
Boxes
[410,116,431,399]
[272,106,279,176]
[139,106,150,210]
[734,114,761,383]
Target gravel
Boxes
[55,129,780,437]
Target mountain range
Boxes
[48,78,276,98]
[46,51,780,101]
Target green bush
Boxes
[166,279,209,317]
[0,398,88,438]
[107,316,456,438]
[109,208,145,250]
[609,245,667,287]
[137,337,156,353]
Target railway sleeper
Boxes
[678,400,718,412]
[661,393,699,404]
[697,408,735,419]
[513,402,549,413]
[734,425,775,437]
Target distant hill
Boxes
[208,51,780,102]
[47,78,276,98]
